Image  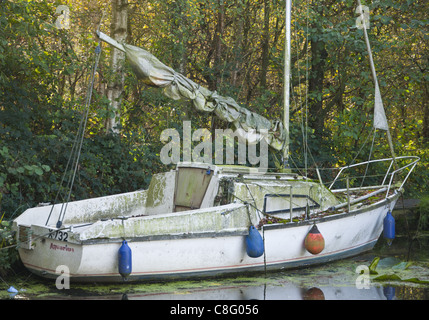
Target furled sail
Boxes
[97,31,286,151]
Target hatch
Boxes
[173,163,214,212]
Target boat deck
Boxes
[258,186,396,227]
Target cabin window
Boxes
[263,194,320,215]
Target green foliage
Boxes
[367,257,429,285]
[0,0,428,272]
[0,219,18,276]
[0,0,164,219]
[417,197,429,231]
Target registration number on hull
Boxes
[47,229,68,242]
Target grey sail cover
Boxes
[122,43,286,150]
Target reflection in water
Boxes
[303,287,325,300]
[50,280,399,300]
[383,286,395,300]
[10,263,429,300]
[114,283,427,301]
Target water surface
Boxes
[2,235,428,300]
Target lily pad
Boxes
[374,274,429,284]
[377,257,402,268]
[391,261,412,271]
[373,274,402,282]
[400,278,429,285]
[368,257,412,272]
[368,257,429,285]
[368,257,380,275]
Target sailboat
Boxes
[13,1,418,282]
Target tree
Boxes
[1,0,428,226]
[105,0,128,133]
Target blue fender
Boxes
[383,211,395,245]
[245,226,264,258]
[118,240,132,278]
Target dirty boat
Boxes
[13,159,417,282]
[13,1,418,282]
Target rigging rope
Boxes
[360,128,377,188]
[304,0,310,179]
[45,43,102,227]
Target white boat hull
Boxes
[17,196,398,282]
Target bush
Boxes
[0,219,18,276]
[417,196,429,231]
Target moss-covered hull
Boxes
[13,162,401,282]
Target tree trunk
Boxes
[211,0,225,91]
[105,0,128,134]
[231,10,243,88]
[260,0,270,89]
[422,81,429,144]
[308,29,328,136]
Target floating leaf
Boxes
[369,257,380,275]
[377,257,401,268]
[401,278,429,285]
[374,274,429,284]
[373,274,402,282]
[392,261,412,271]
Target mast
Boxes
[356,0,398,170]
[283,0,292,168]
